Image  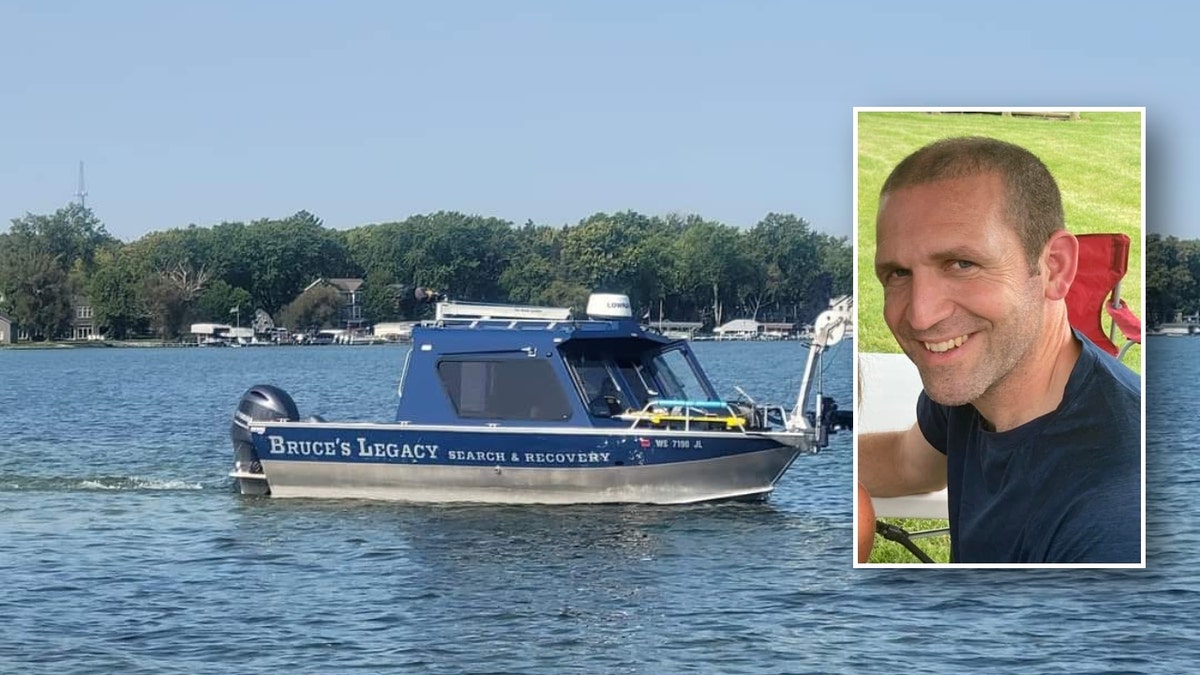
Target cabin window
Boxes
[651,349,712,401]
[565,353,633,417]
[437,358,571,421]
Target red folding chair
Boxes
[1066,233,1142,361]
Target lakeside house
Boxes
[71,295,97,340]
[303,277,366,331]
[0,297,97,342]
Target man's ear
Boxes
[1042,230,1078,301]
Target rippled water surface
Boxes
[0,339,1191,672]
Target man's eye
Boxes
[952,260,975,270]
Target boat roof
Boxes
[396,300,694,426]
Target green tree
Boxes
[361,270,403,324]
[500,222,564,306]
[344,220,420,286]
[0,241,72,339]
[561,212,663,309]
[8,203,117,273]
[743,213,821,322]
[143,262,213,339]
[87,248,146,339]
[537,280,592,313]
[817,232,853,298]
[673,219,751,327]
[196,280,253,323]
[400,212,513,301]
[239,211,358,314]
[1,203,117,339]
[278,284,342,332]
[207,221,257,296]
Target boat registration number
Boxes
[650,439,703,449]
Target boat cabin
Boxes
[394,295,721,427]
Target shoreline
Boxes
[0,340,412,350]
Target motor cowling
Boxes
[804,396,852,449]
[231,385,299,495]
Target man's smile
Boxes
[923,334,968,353]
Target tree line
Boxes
[0,205,851,340]
[1148,233,1200,325]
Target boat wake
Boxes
[0,473,207,493]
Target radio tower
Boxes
[75,161,88,208]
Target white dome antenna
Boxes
[586,294,632,319]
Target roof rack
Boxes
[434,301,572,322]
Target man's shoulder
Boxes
[1060,336,1141,440]
[1077,332,1141,398]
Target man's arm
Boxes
[858,423,947,498]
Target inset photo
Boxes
[854,108,1144,567]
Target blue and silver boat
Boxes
[229,293,850,504]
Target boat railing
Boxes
[435,300,571,321]
[428,317,571,330]
[423,316,643,333]
[616,399,748,432]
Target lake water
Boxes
[0,338,1192,673]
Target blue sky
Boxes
[1,1,1195,242]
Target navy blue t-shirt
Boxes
[917,331,1141,563]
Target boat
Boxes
[1147,322,1196,337]
[229,292,851,504]
[337,331,389,345]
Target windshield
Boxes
[562,344,715,415]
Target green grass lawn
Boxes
[856,111,1143,370]
[857,111,1143,564]
[870,518,951,564]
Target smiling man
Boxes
[858,136,1141,564]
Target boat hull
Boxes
[235,422,810,504]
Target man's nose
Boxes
[906,271,954,332]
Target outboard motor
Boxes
[230,384,299,496]
[805,396,851,449]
